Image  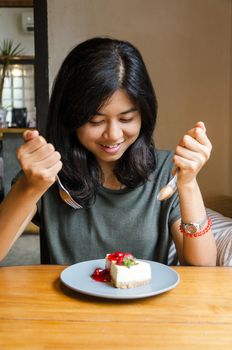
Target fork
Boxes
[157,173,178,201]
[56,175,83,209]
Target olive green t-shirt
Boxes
[34,149,180,264]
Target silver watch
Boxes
[180,217,207,234]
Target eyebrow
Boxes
[96,107,138,116]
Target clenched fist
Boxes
[16,130,62,192]
[173,121,212,186]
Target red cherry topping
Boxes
[91,268,111,282]
[91,252,135,283]
[107,251,133,265]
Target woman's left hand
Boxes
[173,121,212,185]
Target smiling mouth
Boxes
[100,143,123,153]
[102,144,121,148]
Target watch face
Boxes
[185,224,198,234]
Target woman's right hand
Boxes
[16,130,62,193]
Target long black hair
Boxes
[46,37,158,207]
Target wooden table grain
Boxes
[0,265,231,349]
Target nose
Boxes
[102,120,123,141]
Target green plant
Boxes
[0,39,24,107]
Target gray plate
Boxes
[60,259,180,300]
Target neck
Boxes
[97,160,125,190]
[102,172,125,190]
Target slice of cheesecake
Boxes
[106,252,151,289]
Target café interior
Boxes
[0,1,231,348]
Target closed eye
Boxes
[89,120,104,126]
[89,115,105,125]
[89,108,138,125]
[120,117,134,123]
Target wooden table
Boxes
[0,265,231,349]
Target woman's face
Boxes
[76,89,141,169]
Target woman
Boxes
[0,37,217,265]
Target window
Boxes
[1,58,36,128]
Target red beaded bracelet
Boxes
[179,217,212,238]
